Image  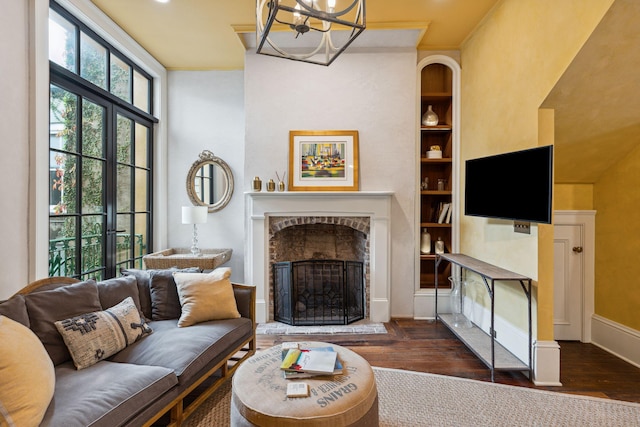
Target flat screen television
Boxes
[464,145,553,224]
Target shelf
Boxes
[421,190,451,196]
[419,253,450,260]
[438,314,528,371]
[421,92,452,100]
[434,253,532,382]
[419,223,451,228]
[420,158,452,163]
[420,125,452,131]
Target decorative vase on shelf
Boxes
[448,276,473,329]
[420,228,431,254]
[435,237,445,255]
[422,105,439,126]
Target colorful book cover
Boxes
[280,348,338,375]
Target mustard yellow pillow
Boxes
[0,315,55,426]
[173,268,240,327]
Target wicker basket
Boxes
[142,248,232,270]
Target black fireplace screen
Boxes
[273,260,364,326]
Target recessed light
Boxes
[155,0,170,3]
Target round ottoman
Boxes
[231,342,378,426]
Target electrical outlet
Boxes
[514,221,531,234]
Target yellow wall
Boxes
[460,0,613,340]
[593,144,640,330]
[554,184,594,210]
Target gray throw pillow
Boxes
[121,267,201,321]
[148,269,183,320]
[120,268,154,320]
[0,294,30,327]
[96,276,143,315]
[24,280,102,365]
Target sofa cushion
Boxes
[173,268,240,327]
[40,361,177,427]
[0,294,29,327]
[110,318,253,385]
[55,297,153,370]
[148,269,182,320]
[24,280,102,365]
[120,268,154,320]
[96,275,143,315]
[121,267,201,321]
[0,315,55,427]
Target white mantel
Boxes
[245,191,393,324]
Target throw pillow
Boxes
[120,268,155,320]
[0,315,55,427]
[0,294,29,327]
[24,279,102,365]
[55,297,152,370]
[96,275,143,315]
[147,267,201,320]
[173,267,240,327]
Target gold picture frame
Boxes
[288,130,359,191]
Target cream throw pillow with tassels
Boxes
[0,315,55,427]
[173,267,240,327]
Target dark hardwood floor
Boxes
[256,318,640,404]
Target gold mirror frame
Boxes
[186,150,234,213]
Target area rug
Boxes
[256,321,387,335]
[184,367,640,426]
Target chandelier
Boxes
[256,0,366,66]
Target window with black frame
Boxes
[48,1,157,280]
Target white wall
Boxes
[166,71,246,282]
[0,0,30,299]
[244,50,418,317]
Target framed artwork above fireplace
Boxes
[288,130,359,191]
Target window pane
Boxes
[50,85,78,154]
[82,158,104,214]
[134,213,149,268]
[82,100,105,158]
[111,53,131,102]
[135,168,148,212]
[134,123,148,168]
[80,31,107,90]
[133,70,150,113]
[116,214,132,266]
[81,215,104,277]
[49,216,76,276]
[50,153,78,215]
[117,165,132,212]
[117,114,132,164]
[49,10,76,72]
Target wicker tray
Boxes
[143,248,232,270]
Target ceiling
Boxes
[88,0,500,70]
[542,0,640,183]
[88,0,638,185]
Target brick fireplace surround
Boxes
[245,191,393,324]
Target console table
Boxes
[435,253,532,381]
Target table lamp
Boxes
[182,206,208,256]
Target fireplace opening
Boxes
[273,260,364,326]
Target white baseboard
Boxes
[533,341,562,386]
[591,315,640,368]
[413,289,451,319]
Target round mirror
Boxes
[186,150,234,213]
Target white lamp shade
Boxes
[182,206,208,224]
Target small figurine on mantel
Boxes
[276,171,286,192]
